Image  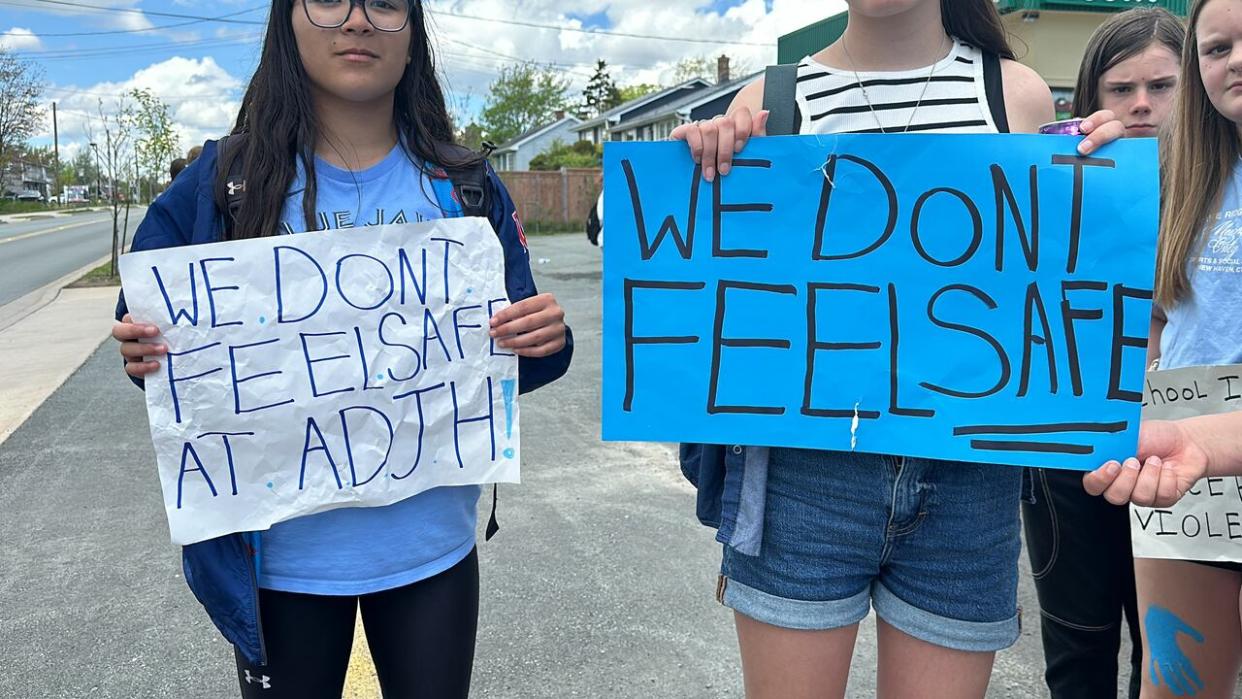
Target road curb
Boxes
[0,252,116,333]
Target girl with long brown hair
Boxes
[1085,0,1242,696]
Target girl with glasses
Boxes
[111,1,572,696]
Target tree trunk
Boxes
[122,200,131,257]
[109,201,120,278]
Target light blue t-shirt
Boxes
[258,144,480,595]
[1160,160,1242,370]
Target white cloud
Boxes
[1,0,155,32]
[38,56,244,158]
[424,0,845,114]
[0,27,42,51]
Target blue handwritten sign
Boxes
[601,134,1158,469]
[119,218,520,544]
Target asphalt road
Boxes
[0,232,1134,698]
[0,211,141,307]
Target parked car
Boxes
[16,190,42,202]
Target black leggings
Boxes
[236,548,479,699]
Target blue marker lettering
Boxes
[274,246,328,323]
[199,257,243,328]
[422,308,453,370]
[299,331,355,399]
[177,441,218,509]
[166,342,223,424]
[229,338,295,414]
[452,305,484,360]
[390,382,446,479]
[339,405,395,487]
[378,312,421,382]
[152,263,201,326]
[451,377,496,468]
[430,237,465,303]
[335,254,394,311]
[299,415,343,490]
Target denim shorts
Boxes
[720,448,1023,652]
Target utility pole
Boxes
[52,102,60,204]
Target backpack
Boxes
[213,133,504,541]
[585,196,602,246]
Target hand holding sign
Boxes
[489,292,567,357]
[113,313,166,377]
[1084,420,1208,507]
[670,107,770,182]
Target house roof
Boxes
[613,72,764,132]
[493,115,583,154]
[570,78,713,132]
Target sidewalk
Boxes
[0,206,109,225]
[0,284,120,445]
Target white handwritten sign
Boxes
[1132,364,1242,562]
[119,218,520,545]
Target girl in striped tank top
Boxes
[672,1,1127,698]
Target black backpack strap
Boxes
[983,52,1010,134]
[218,133,249,238]
[433,142,491,219]
[763,64,801,136]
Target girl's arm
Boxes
[1084,414,1242,507]
[481,166,572,394]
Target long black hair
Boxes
[217,0,468,239]
[943,0,1015,59]
[1071,7,1184,118]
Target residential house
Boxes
[603,71,763,144]
[2,158,54,199]
[571,78,713,145]
[492,114,583,171]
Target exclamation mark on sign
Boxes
[501,378,517,459]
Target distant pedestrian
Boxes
[169,157,187,182]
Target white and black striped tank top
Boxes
[794,38,1008,135]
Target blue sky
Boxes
[2,0,838,155]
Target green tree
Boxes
[617,83,661,103]
[0,48,45,173]
[671,54,750,84]
[481,63,570,146]
[61,147,99,190]
[528,140,602,171]
[581,59,621,117]
[129,88,180,203]
[456,122,487,151]
[86,98,136,276]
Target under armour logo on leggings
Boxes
[244,670,271,689]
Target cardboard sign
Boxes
[1133,364,1242,562]
[119,218,520,545]
[601,134,1159,469]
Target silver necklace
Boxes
[841,34,949,134]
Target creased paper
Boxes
[119,218,520,545]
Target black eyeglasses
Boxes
[301,0,411,32]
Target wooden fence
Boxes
[496,168,601,232]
